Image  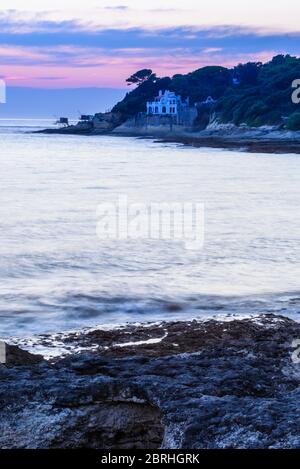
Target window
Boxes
[162,106,167,113]
[155,107,158,113]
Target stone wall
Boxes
[113,108,198,135]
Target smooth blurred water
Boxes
[0,120,300,336]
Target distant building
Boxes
[80,114,94,122]
[56,117,69,127]
[194,96,217,108]
[146,90,190,116]
[202,96,217,105]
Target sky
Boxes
[0,0,300,89]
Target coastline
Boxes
[156,134,300,154]
[1,313,300,448]
[5,312,273,359]
[35,126,300,154]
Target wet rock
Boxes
[1,315,300,448]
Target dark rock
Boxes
[0,341,44,367]
[1,315,300,449]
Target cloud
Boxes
[202,47,223,54]
[0,13,299,88]
[0,19,299,49]
[104,5,129,10]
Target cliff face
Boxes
[1,314,300,449]
[93,112,123,131]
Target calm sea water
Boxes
[0,119,300,337]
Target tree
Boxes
[112,55,300,128]
[126,69,156,86]
[234,62,262,85]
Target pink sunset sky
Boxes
[0,0,299,88]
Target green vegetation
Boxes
[112,55,300,129]
[287,112,300,130]
[126,69,156,86]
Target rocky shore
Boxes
[1,314,300,449]
[158,134,300,154]
[36,123,300,154]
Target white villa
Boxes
[146,90,189,116]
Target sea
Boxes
[0,119,300,339]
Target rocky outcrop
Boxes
[1,314,300,449]
[0,341,43,366]
[35,123,93,135]
[158,133,300,154]
[93,112,123,132]
[34,114,300,153]
[35,112,123,136]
